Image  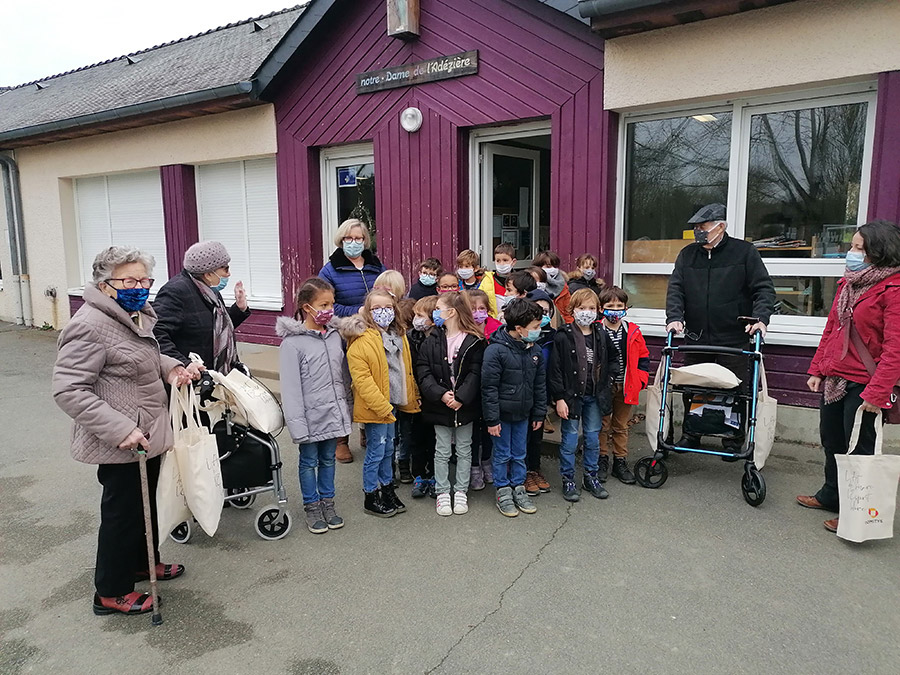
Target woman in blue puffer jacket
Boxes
[319,219,386,317]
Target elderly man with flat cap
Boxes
[665,203,776,450]
[153,241,250,376]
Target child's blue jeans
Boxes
[559,394,604,477]
[298,438,337,504]
[363,420,395,493]
[491,419,529,488]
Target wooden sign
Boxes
[356,51,479,94]
[387,0,420,39]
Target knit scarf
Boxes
[191,276,238,374]
[823,264,900,404]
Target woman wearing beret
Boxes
[153,241,250,375]
[53,246,194,615]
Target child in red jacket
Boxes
[598,286,650,484]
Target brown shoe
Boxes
[824,518,839,533]
[336,439,353,464]
[524,472,541,496]
[535,471,551,493]
[796,495,829,510]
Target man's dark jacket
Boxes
[481,328,547,426]
[152,269,251,368]
[666,233,775,347]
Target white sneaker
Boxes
[453,491,468,515]
[436,493,452,516]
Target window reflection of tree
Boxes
[626,114,732,242]
[746,104,866,241]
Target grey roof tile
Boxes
[0,5,305,136]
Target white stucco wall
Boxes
[604,0,900,110]
[0,104,277,328]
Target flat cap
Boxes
[687,203,727,225]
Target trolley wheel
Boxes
[634,456,668,489]
[227,488,256,510]
[254,506,292,541]
[169,520,192,544]
[741,469,766,507]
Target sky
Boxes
[0,0,294,87]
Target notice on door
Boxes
[356,51,478,94]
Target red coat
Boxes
[808,273,900,409]
[622,321,651,405]
[484,316,503,338]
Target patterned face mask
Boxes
[603,308,627,322]
[574,309,597,326]
[372,307,395,328]
[472,309,489,324]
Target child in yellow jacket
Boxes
[342,289,420,518]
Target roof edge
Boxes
[0,81,254,147]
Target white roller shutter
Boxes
[74,171,168,288]
[196,157,281,307]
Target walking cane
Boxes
[136,448,163,626]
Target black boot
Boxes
[597,454,610,481]
[612,457,636,485]
[380,483,407,514]
[364,489,396,518]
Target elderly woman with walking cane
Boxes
[53,246,195,616]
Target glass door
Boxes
[320,144,376,261]
[480,143,541,264]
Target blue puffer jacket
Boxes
[481,328,547,426]
[319,248,386,317]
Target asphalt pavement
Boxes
[1,323,898,675]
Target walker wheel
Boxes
[227,488,256,509]
[255,506,292,541]
[634,456,668,489]
[741,468,766,507]
[169,520,192,544]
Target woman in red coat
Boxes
[797,220,900,532]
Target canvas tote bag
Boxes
[170,384,223,536]
[156,448,191,541]
[645,361,673,451]
[753,365,778,469]
[217,368,284,434]
[836,409,900,543]
[669,362,742,389]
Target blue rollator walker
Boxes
[633,318,767,506]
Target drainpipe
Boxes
[0,154,33,326]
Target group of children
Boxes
[279,242,650,533]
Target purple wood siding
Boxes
[160,165,199,280]
[868,71,900,224]
[271,0,605,319]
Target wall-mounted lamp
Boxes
[400,107,423,133]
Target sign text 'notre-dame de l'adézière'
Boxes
[356,51,478,94]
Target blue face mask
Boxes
[343,241,365,258]
[522,328,542,343]
[845,250,870,272]
[113,287,150,312]
[540,314,551,328]
[213,275,229,292]
[419,273,437,287]
[603,308,627,322]
[432,308,446,328]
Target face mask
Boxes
[522,328,542,343]
[693,224,721,246]
[372,307,394,328]
[845,250,870,272]
[419,273,437,287]
[495,263,513,275]
[113,287,150,312]
[581,268,596,280]
[412,316,430,332]
[472,308,489,324]
[603,308,627,322]
[544,267,559,279]
[574,309,597,326]
[536,282,547,292]
[457,268,475,280]
[540,314,551,328]
[432,308,446,328]
[343,240,365,258]
[213,274,229,292]
[497,294,512,310]
[307,306,334,326]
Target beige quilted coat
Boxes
[52,285,182,464]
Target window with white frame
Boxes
[196,157,282,309]
[616,84,877,346]
[74,171,168,291]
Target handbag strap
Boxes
[848,406,883,456]
[849,322,878,378]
